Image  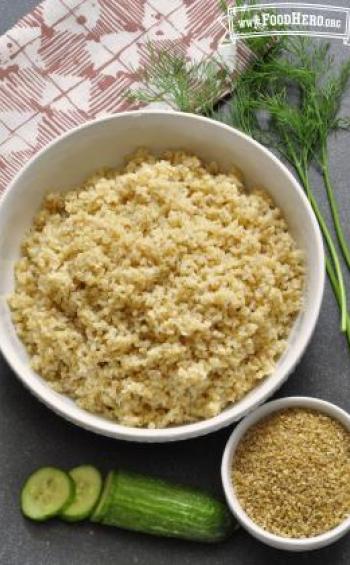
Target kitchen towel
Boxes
[0,0,252,194]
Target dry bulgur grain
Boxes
[232,408,350,538]
[8,150,304,428]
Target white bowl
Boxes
[221,396,350,551]
[0,111,324,442]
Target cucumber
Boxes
[21,467,75,521]
[60,465,102,522]
[91,470,235,542]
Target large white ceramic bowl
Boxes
[221,397,350,551]
[0,111,324,442]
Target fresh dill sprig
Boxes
[221,37,350,338]
[310,58,350,269]
[265,39,350,272]
[128,43,232,115]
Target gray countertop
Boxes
[1,1,350,564]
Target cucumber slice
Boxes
[60,465,102,522]
[21,467,75,521]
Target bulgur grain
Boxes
[232,408,350,538]
[8,150,304,428]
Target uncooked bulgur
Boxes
[232,408,350,538]
[8,150,304,428]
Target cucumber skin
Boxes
[91,470,235,543]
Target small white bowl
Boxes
[0,111,324,442]
[221,396,350,551]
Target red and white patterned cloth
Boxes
[0,0,252,194]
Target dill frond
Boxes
[128,43,232,115]
[221,37,350,336]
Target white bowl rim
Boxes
[221,396,350,551]
[0,110,325,442]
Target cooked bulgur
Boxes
[232,408,350,538]
[8,150,304,428]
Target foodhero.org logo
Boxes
[220,3,350,45]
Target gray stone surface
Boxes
[0,1,350,564]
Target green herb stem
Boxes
[293,159,347,332]
[320,144,350,271]
[278,133,347,333]
[325,257,350,347]
[225,38,350,335]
